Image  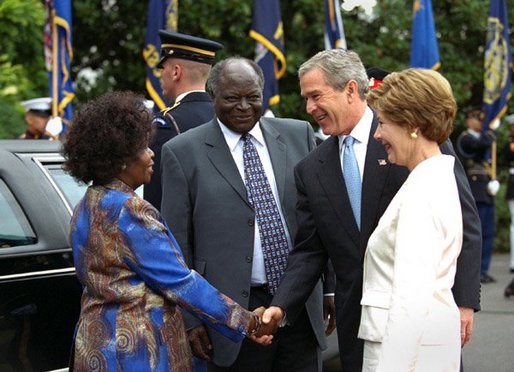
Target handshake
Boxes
[247,306,286,346]
[188,298,335,361]
[187,306,286,360]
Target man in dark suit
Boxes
[144,31,223,210]
[160,57,333,371]
[457,108,497,284]
[263,49,482,371]
[503,113,514,274]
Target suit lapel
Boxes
[317,137,360,247]
[260,118,287,204]
[361,115,391,243]
[204,120,251,207]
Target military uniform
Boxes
[503,114,514,272]
[143,30,223,210]
[145,92,215,209]
[19,97,53,140]
[457,126,496,282]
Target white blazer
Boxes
[358,155,463,371]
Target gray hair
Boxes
[207,57,265,97]
[299,49,369,100]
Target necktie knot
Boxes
[344,135,355,147]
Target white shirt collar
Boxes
[467,128,481,138]
[338,106,373,152]
[175,90,206,103]
[217,119,264,151]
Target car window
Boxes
[0,179,37,248]
[42,163,143,209]
[44,163,89,210]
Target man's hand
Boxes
[247,307,274,345]
[459,307,474,346]
[323,296,336,335]
[261,306,285,334]
[187,325,212,360]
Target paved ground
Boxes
[462,253,514,372]
[323,253,514,371]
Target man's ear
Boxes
[346,80,358,102]
[172,63,183,81]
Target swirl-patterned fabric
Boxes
[70,179,250,371]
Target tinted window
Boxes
[0,179,37,248]
[44,164,88,209]
[43,162,142,208]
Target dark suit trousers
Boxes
[208,286,321,372]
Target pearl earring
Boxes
[410,132,418,139]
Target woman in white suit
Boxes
[358,69,462,372]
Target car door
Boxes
[0,145,85,371]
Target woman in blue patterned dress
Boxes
[62,91,271,371]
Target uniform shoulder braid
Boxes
[152,102,181,134]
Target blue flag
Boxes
[142,0,177,111]
[250,0,286,112]
[324,0,347,50]
[482,0,512,130]
[410,0,440,69]
[45,0,74,134]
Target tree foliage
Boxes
[3,1,513,123]
[1,0,514,250]
[0,0,47,137]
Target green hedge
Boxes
[0,97,24,139]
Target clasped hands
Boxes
[187,306,285,361]
[248,306,285,345]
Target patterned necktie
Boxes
[343,136,361,229]
[242,133,289,294]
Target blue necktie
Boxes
[242,134,289,294]
[343,136,361,229]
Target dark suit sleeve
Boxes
[442,140,482,311]
[323,260,336,293]
[160,143,192,262]
[271,161,329,323]
[160,142,204,330]
[306,123,335,294]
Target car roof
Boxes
[0,139,62,153]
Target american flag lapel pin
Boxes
[378,159,387,166]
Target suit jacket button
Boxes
[242,290,249,298]
[246,256,252,263]
[248,219,254,226]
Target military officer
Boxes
[503,114,514,273]
[144,31,223,210]
[19,97,53,139]
[457,107,497,283]
[366,66,390,90]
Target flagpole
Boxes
[51,7,58,118]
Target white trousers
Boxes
[362,340,460,372]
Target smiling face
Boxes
[373,111,414,167]
[119,146,155,190]
[300,68,358,136]
[213,61,263,134]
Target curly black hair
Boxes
[62,91,153,185]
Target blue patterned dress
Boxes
[70,179,250,371]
